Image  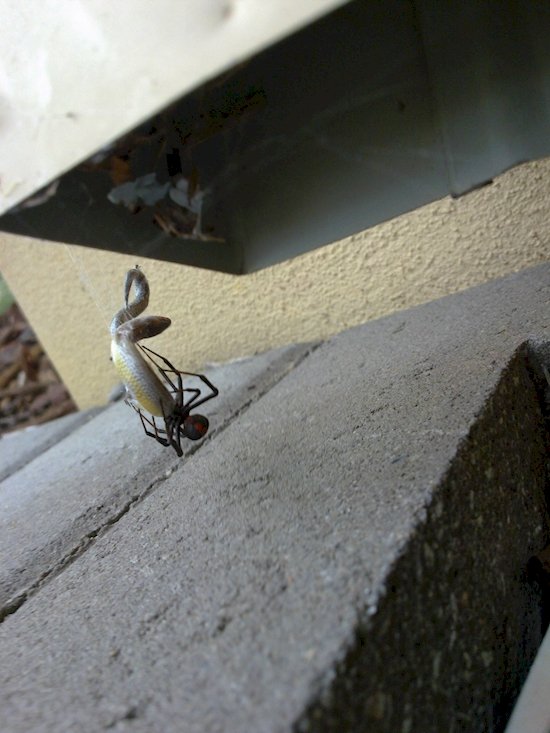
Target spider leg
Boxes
[130,403,170,448]
[137,343,180,392]
[176,387,201,410]
[172,419,183,456]
[179,372,219,411]
[160,400,184,457]
[135,344,218,455]
[126,368,183,457]
[139,344,219,411]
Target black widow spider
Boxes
[130,343,219,457]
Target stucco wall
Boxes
[0,157,549,409]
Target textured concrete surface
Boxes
[0,408,101,482]
[1,158,549,410]
[0,264,548,733]
[0,343,313,616]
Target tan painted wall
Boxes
[1,157,549,409]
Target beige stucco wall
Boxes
[1,157,549,409]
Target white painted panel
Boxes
[0,0,348,214]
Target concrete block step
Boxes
[0,342,315,616]
[0,407,102,483]
[0,264,548,733]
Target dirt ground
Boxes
[0,303,77,435]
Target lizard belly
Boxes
[111,340,174,417]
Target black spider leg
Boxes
[139,343,215,410]
[132,343,187,456]
[138,344,219,412]
[159,398,184,457]
[133,399,187,458]
[132,343,219,456]
[129,402,171,449]
[156,381,203,457]
[136,343,189,423]
[124,357,187,457]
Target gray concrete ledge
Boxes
[0,264,548,733]
[0,407,102,482]
[0,342,315,616]
[299,340,548,733]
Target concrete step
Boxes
[0,407,102,483]
[0,263,548,733]
[0,342,314,616]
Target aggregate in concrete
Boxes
[0,264,548,733]
[0,342,314,615]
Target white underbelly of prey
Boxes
[111,339,174,417]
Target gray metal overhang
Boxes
[1,0,549,273]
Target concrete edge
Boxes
[0,407,103,482]
[296,339,550,732]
